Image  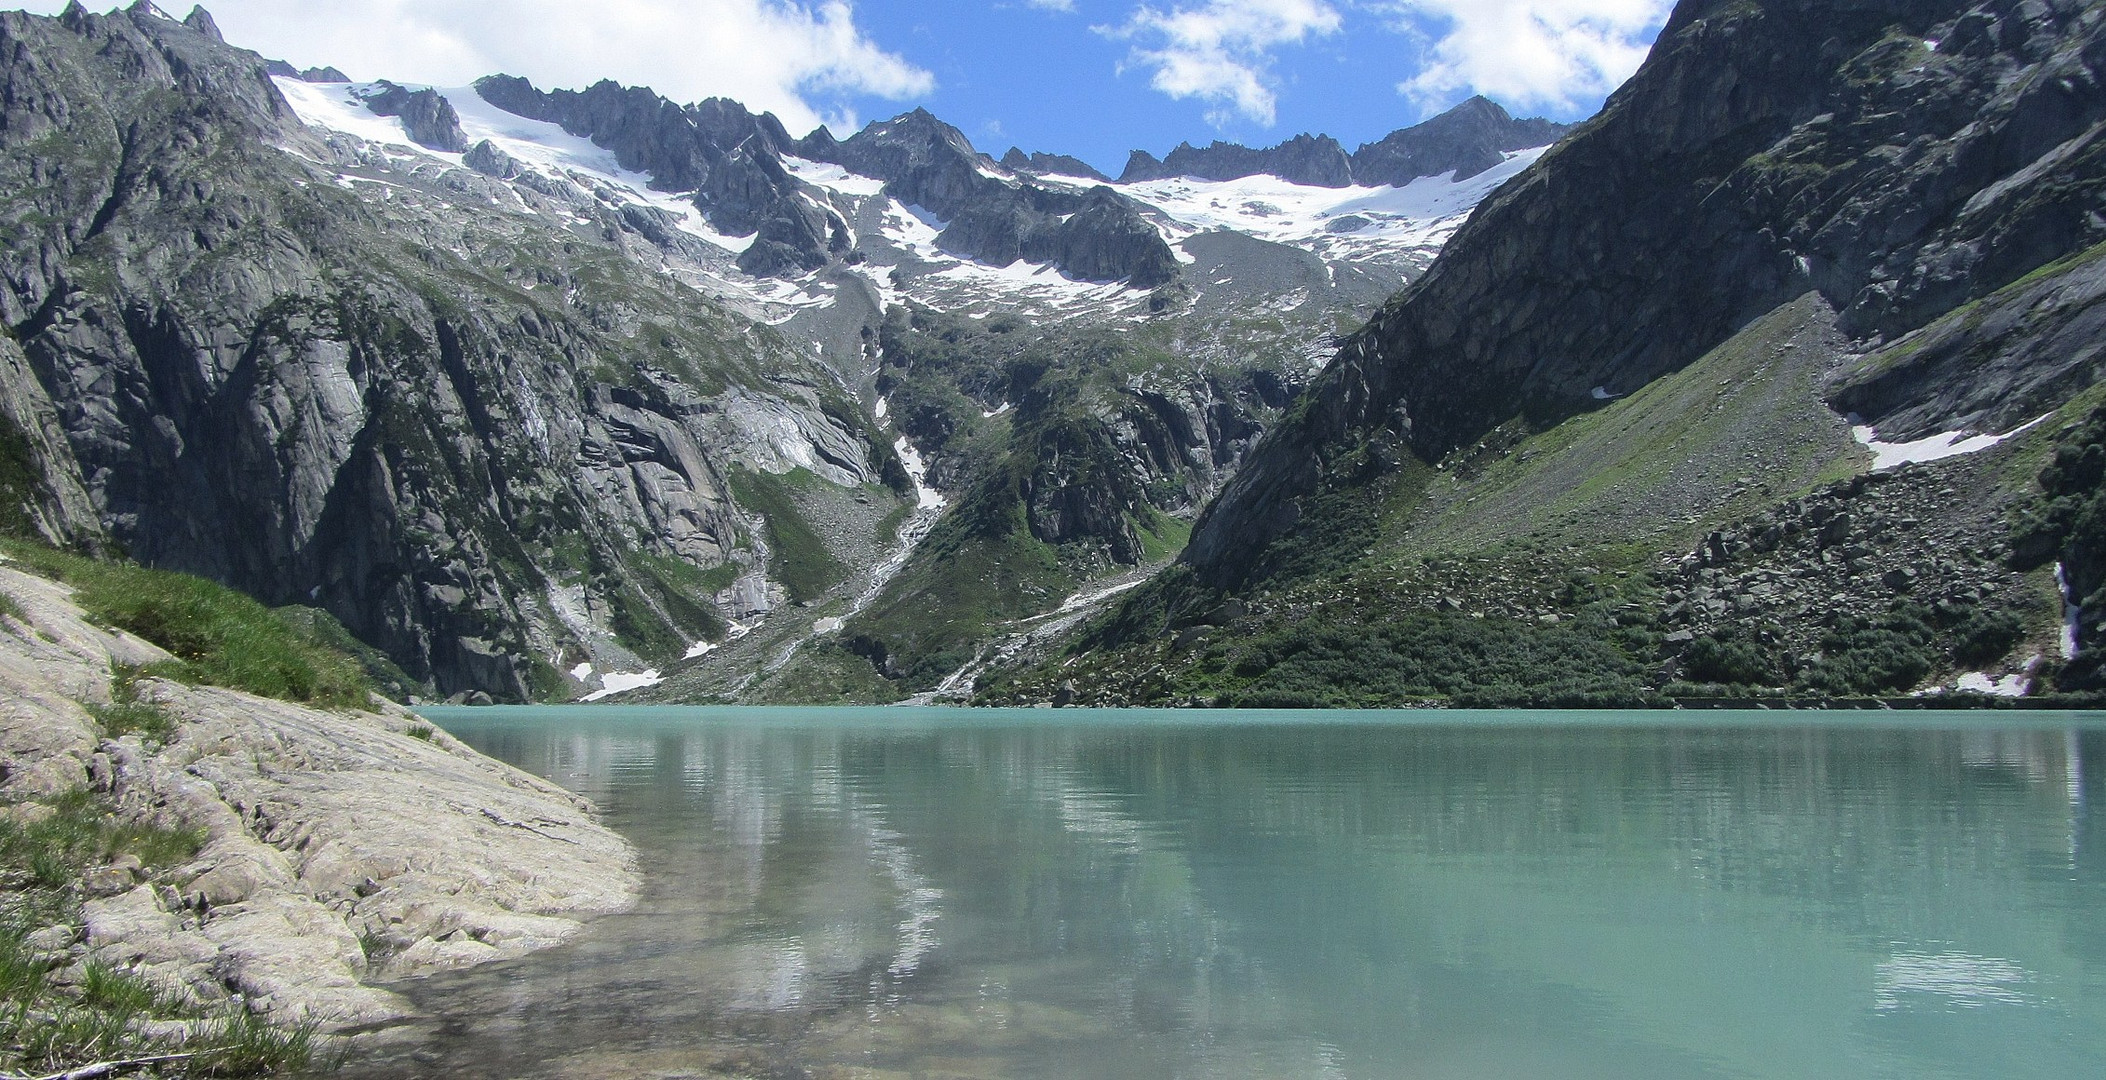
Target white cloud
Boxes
[1025,0,1079,11]
[33,1,931,136]
[1101,0,1342,127]
[1383,0,1672,114]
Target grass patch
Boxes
[725,468,847,605]
[0,539,373,709]
[0,790,206,885]
[846,497,1075,690]
[270,605,421,703]
[405,721,436,741]
[747,640,909,705]
[1397,295,1862,561]
[194,1002,320,1076]
[88,666,178,744]
[0,589,24,627]
[1136,512,1193,563]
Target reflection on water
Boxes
[344,709,2106,1080]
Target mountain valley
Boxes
[2,0,2103,709]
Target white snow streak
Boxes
[582,668,664,701]
[893,436,946,510]
[1851,415,2048,471]
[1953,672,2027,697]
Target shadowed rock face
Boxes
[356,81,467,152]
[1184,0,2106,586]
[0,5,884,698]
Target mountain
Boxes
[1349,96,1572,186]
[0,2,1560,705]
[1189,0,2106,578]
[979,0,2106,708]
[999,147,1110,182]
[1119,99,1572,189]
[0,2,901,701]
[1122,133,1356,188]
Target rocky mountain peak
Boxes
[355,81,469,152]
[813,107,997,216]
[1349,95,1570,186]
[802,108,1183,288]
[180,4,221,41]
[1121,132,1354,187]
[1118,98,1565,189]
[999,147,1110,182]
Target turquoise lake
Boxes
[349,707,2106,1079]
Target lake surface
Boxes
[349,707,2106,1079]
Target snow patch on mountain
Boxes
[1851,415,2048,471]
[1113,147,1546,270]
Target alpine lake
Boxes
[341,706,2106,1079]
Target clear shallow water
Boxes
[348,707,2106,1079]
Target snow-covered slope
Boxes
[1109,147,1547,279]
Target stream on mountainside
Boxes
[342,707,2106,1080]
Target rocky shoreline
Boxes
[0,559,639,1036]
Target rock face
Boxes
[355,80,468,152]
[1118,99,1568,188]
[804,109,1183,288]
[1186,0,2106,585]
[1121,133,1355,187]
[999,147,1110,181]
[473,75,796,192]
[470,74,844,276]
[263,60,350,83]
[1349,96,1571,186]
[0,561,638,1030]
[463,81,1180,287]
[0,5,888,698]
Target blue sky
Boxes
[39,1,1676,175]
[851,0,1670,171]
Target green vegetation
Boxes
[725,468,848,604]
[270,605,420,703]
[1193,611,1654,708]
[0,588,25,627]
[1396,296,1862,562]
[2011,402,2106,689]
[89,666,179,744]
[847,510,1074,689]
[745,640,908,705]
[604,549,732,664]
[0,790,205,889]
[0,539,373,709]
[1136,512,1193,563]
[405,721,437,741]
